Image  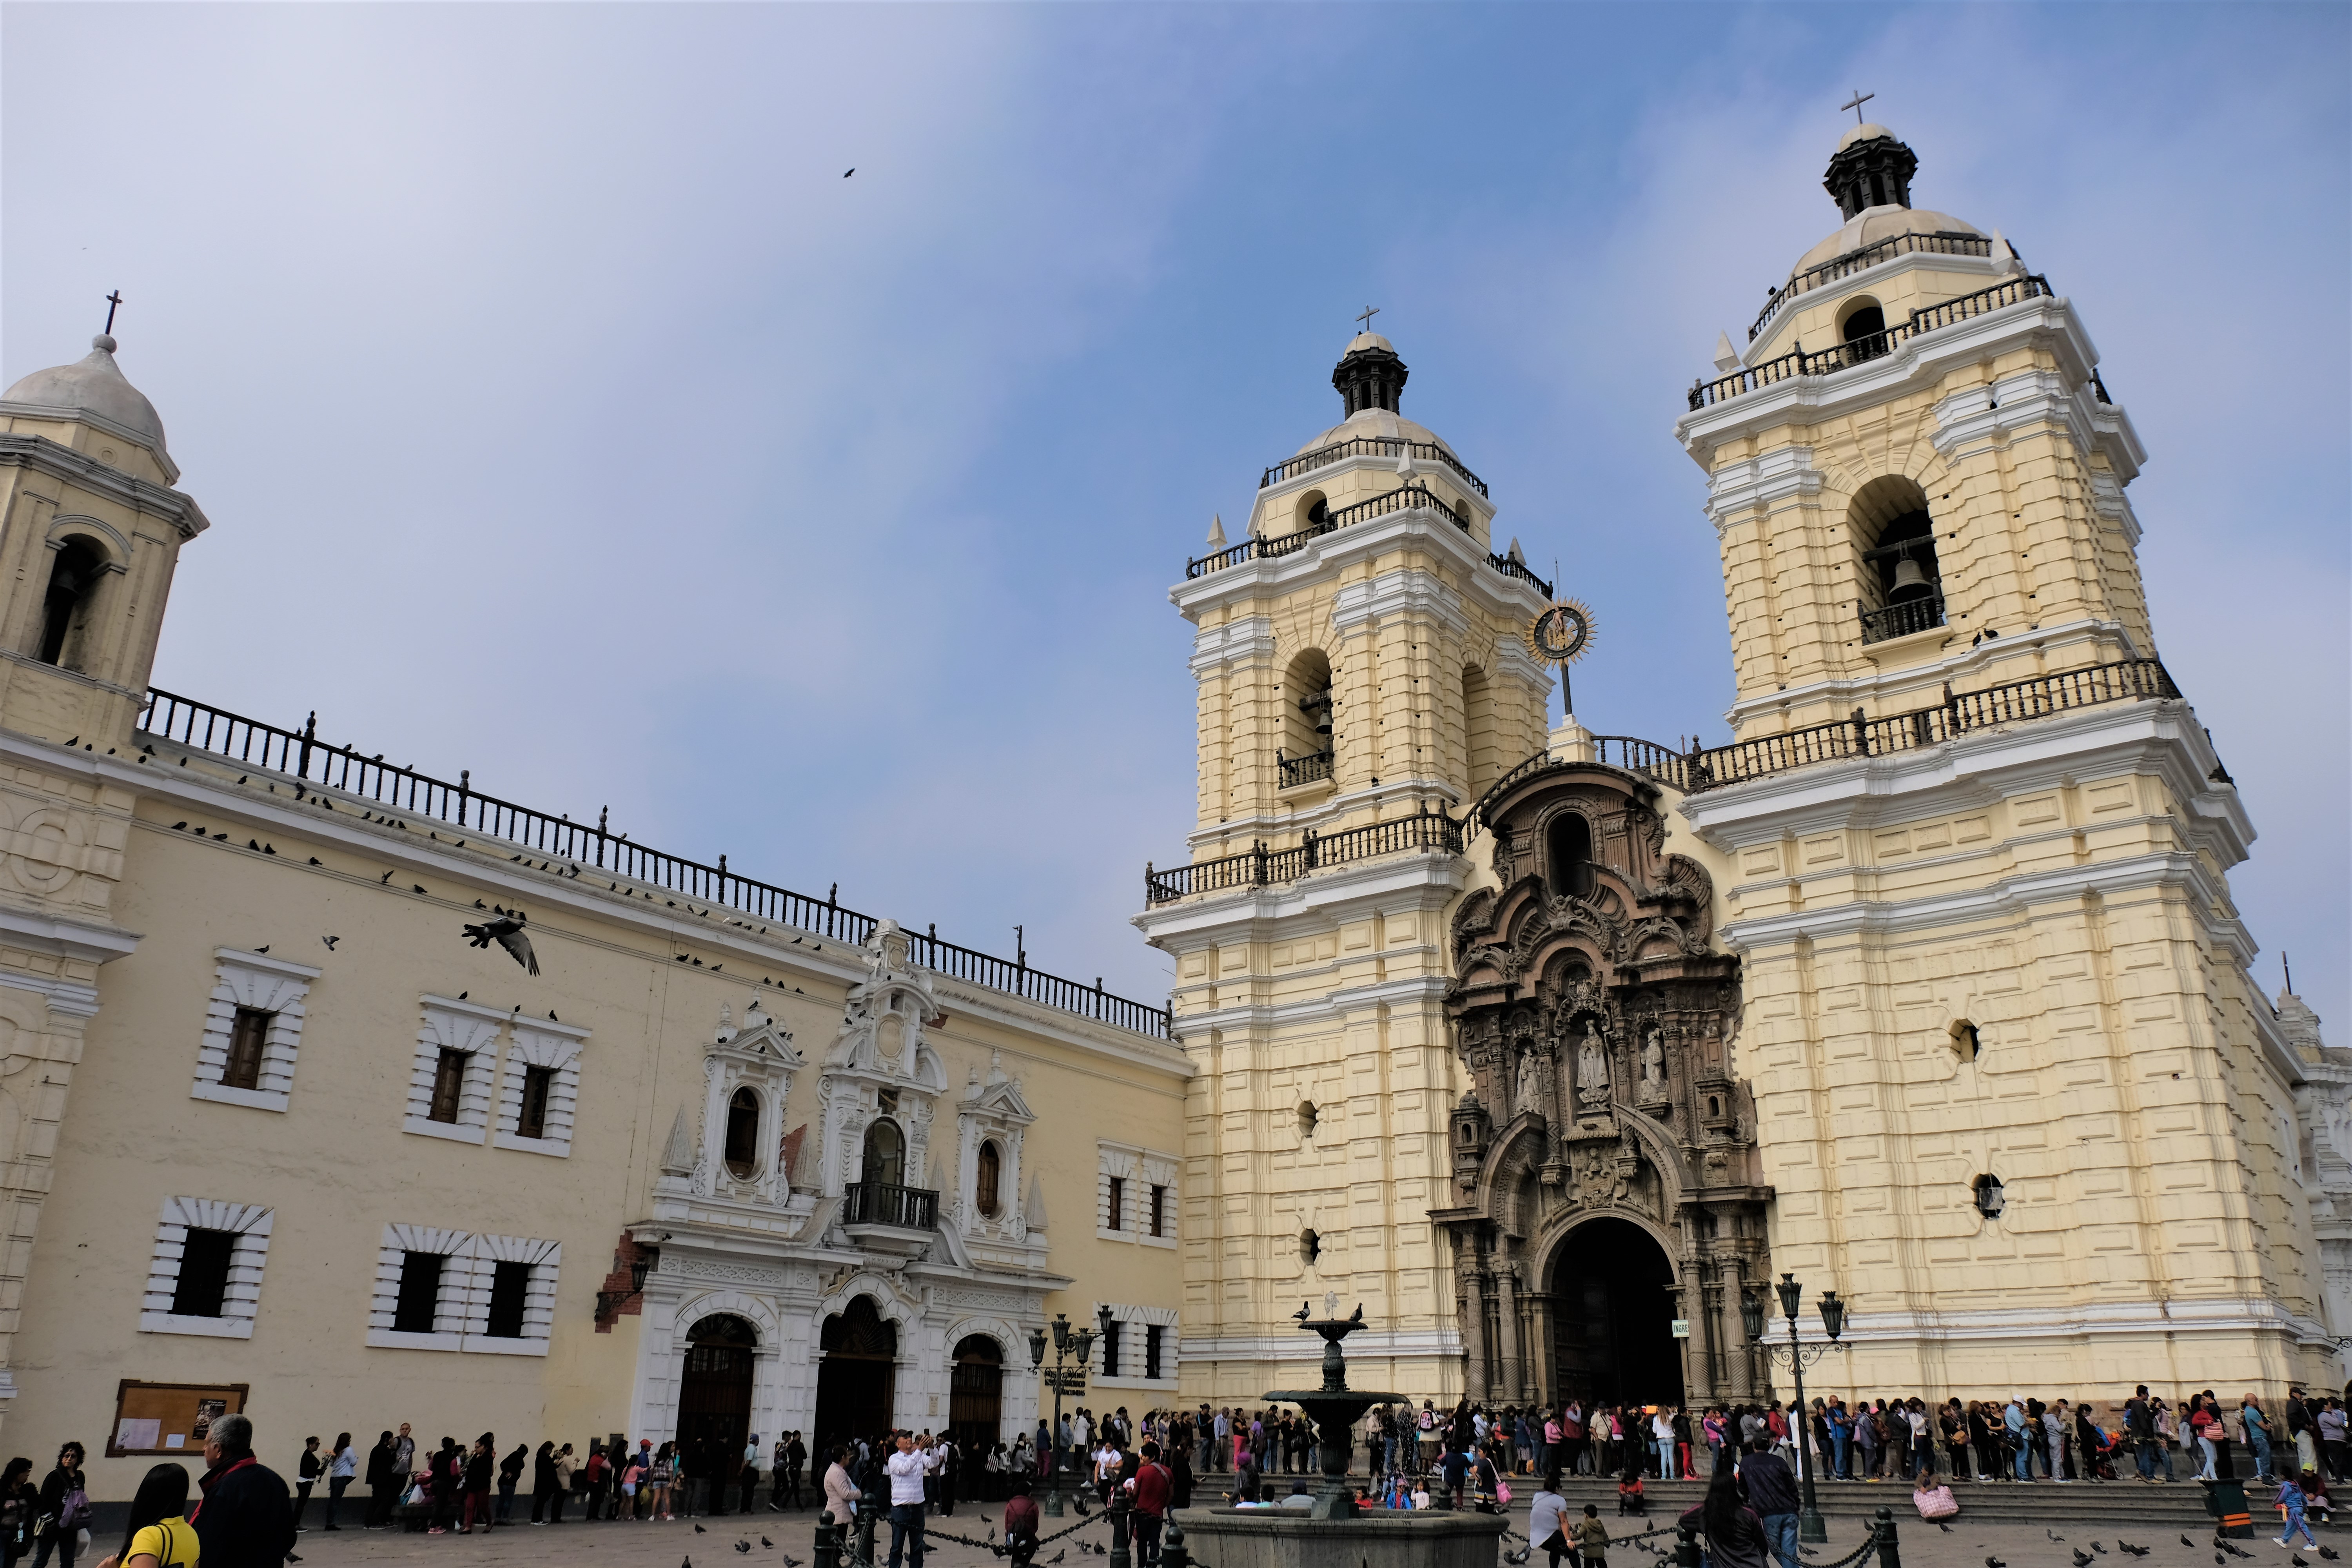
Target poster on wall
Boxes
[107,1381,250,1458]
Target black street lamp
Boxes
[1028,1312,1097,1518]
[1741,1274,1849,1546]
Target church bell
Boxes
[1888,552,1932,601]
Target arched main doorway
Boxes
[1547,1218,1684,1408]
[948,1334,1004,1460]
[815,1295,897,1449]
[678,1314,757,1488]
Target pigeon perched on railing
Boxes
[462,911,539,975]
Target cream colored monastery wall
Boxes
[6,758,1183,1495]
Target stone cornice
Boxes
[1133,848,1467,950]
[1722,617,2145,730]
[0,904,141,968]
[0,432,205,535]
[1687,696,2252,864]
[1169,973,1454,1038]
[1675,295,2127,476]
[1169,505,1545,627]
[1189,615,1278,677]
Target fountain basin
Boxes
[1171,1505,1506,1568]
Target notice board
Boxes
[107,1381,250,1458]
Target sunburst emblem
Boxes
[1525,599,1596,668]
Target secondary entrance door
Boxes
[815,1295,897,1450]
[678,1314,757,1488]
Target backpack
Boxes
[56,1484,90,1532]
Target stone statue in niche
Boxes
[1638,1028,1670,1107]
[1575,1021,1611,1112]
[1513,1044,1543,1120]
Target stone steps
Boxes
[1541,1476,2317,1530]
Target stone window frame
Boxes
[1091,1301,1179,1392]
[403,996,506,1145]
[139,1196,274,1339]
[365,1224,560,1356]
[491,1015,591,1158]
[1098,1140,1178,1249]
[191,949,321,1113]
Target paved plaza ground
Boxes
[263,1494,2345,1568]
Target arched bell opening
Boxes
[36,536,107,671]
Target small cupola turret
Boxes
[1823,124,1918,220]
[1332,332,1408,417]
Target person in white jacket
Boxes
[884,1434,937,1568]
[1654,1410,1679,1481]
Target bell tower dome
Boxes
[1822,123,1918,218]
[0,330,207,748]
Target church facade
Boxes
[0,339,1189,1491]
[1140,123,2346,1408]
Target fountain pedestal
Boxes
[1172,1303,1504,1568]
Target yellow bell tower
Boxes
[0,327,207,1425]
[1671,125,2323,1392]
[1138,330,1552,1401]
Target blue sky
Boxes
[4,3,2345,1030]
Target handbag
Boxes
[1497,1481,1514,1505]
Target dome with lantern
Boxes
[1,333,175,478]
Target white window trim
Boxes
[462,1233,562,1356]
[191,949,321,1113]
[492,1016,590,1157]
[140,1197,274,1339]
[365,1224,559,1356]
[403,996,506,1145]
[1097,1140,1178,1245]
[1091,1301,1179,1390]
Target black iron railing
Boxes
[1486,552,1554,597]
[1465,656,2181,822]
[1693,275,2051,410]
[1262,436,1488,498]
[1278,749,1334,788]
[842,1182,937,1229]
[1749,230,1994,341]
[1860,591,1946,645]
[139,689,1172,1039]
[1185,483,1469,580]
[1144,803,1462,904]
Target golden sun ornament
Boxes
[1526,599,1596,668]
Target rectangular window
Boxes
[517,1066,555,1142]
[1149,1185,1167,1238]
[393,1251,444,1334]
[1101,1319,1122,1378]
[1106,1176,1124,1230]
[428,1049,469,1124]
[171,1228,236,1318]
[484,1260,530,1339]
[1144,1323,1163,1381]
[223,1008,272,1092]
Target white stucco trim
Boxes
[492,1015,590,1157]
[366,1224,559,1355]
[1091,1301,1180,1388]
[139,1196,273,1339]
[403,995,506,1143]
[190,947,320,1114]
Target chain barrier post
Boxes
[1159,1519,1189,1568]
[1874,1506,1900,1568]
[1107,1485,1131,1568]
[855,1494,879,1568]
[1677,1521,1703,1568]
[814,1510,839,1568]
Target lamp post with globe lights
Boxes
[1027,1310,1103,1518]
[1740,1274,1849,1545]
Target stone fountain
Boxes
[1172,1297,1506,1568]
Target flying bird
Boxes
[844,168,854,178]
[322,936,339,950]
[462,911,539,975]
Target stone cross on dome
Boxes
[103,291,123,335]
[1355,305,1379,334]
[1840,90,1875,125]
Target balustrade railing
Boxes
[1185,483,1469,580]
[1459,657,2181,827]
[1749,230,1994,341]
[1860,590,1947,645]
[1144,804,1462,904]
[1693,274,2051,410]
[1278,749,1334,789]
[841,1181,938,1229]
[1486,552,1553,597]
[139,689,1172,1039]
[1262,436,1488,497]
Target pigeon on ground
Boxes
[1505,1551,1530,1565]
[1985,1559,2005,1568]
[2050,1534,2066,1544]
[2294,1558,2310,1568]
[2217,1554,2228,1565]
[2074,1550,2095,1566]
[2317,1551,2338,1563]
[2092,1546,2107,1557]
[761,1539,774,1549]
[1050,1555,1064,1565]
[2120,1546,2150,1559]
[695,1523,706,1533]
[462,911,539,975]
[2182,1539,2196,1550]
[737,1543,752,1555]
